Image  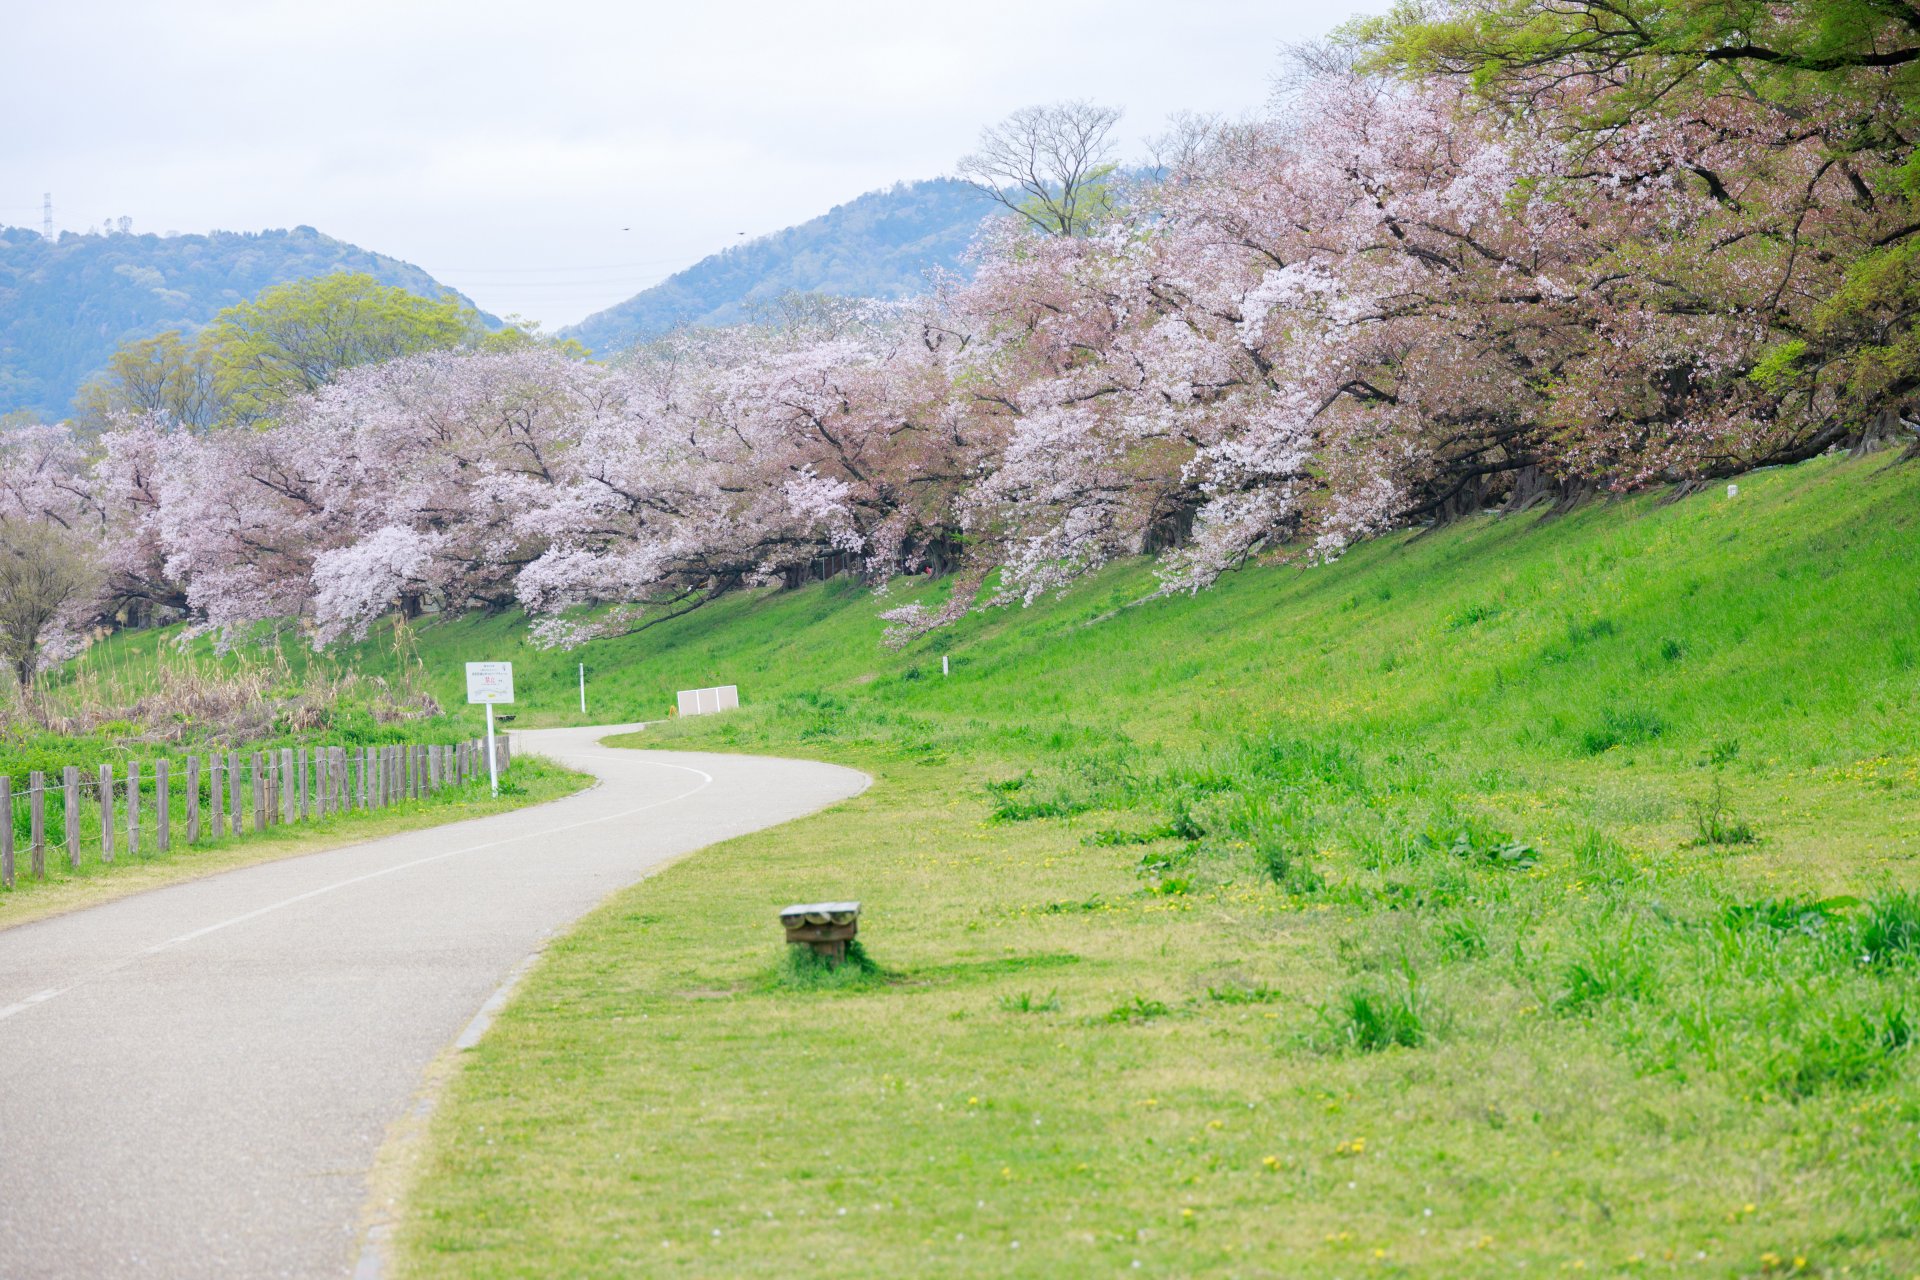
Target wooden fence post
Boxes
[62,767,77,870]
[188,756,202,844]
[127,762,141,857]
[252,754,266,833]
[29,772,45,879]
[299,748,310,820]
[156,760,170,854]
[228,751,242,835]
[280,749,294,824]
[355,748,366,809]
[99,764,115,864]
[1,775,12,889]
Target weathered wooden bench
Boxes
[780,901,860,965]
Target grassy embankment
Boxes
[382,453,1920,1277]
[54,453,1920,1273]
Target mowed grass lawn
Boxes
[396,454,1920,1278]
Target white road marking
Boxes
[0,757,714,1025]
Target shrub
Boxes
[1689,779,1757,846]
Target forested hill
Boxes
[0,225,492,419]
[560,179,995,357]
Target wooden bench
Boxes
[780,901,860,965]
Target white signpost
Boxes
[465,662,514,797]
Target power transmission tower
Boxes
[41,193,52,242]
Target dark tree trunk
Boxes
[1850,406,1907,457]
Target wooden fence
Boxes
[0,735,511,890]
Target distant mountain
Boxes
[561,179,998,357]
[0,225,494,419]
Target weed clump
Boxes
[1579,706,1667,755]
[1322,973,1434,1053]
[768,940,888,993]
[1854,890,1920,968]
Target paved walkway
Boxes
[0,727,868,1277]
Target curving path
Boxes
[0,726,868,1278]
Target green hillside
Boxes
[319,452,1920,1276]
[0,224,494,419]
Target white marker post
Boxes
[942,655,950,677]
[579,662,586,715]
[465,662,515,798]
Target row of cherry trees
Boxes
[4,58,1913,668]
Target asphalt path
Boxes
[0,726,869,1278]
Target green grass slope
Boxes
[384,455,1918,1275]
[60,453,1920,1274]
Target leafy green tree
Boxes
[205,273,489,423]
[71,330,221,435]
[0,516,95,693]
[1347,1,1920,110]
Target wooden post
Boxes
[501,733,512,771]
[188,755,202,843]
[355,747,366,809]
[208,755,223,839]
[252,754,266,833]
[228,751,242,835]
[314,749,327,819]
[299,748,310,820]
[127,762,141,857]
[1,775,12,889]
[156,760,170,854]
[62,767,78,870]
[29,772,45,879]
[99,764,115,864]
[281,748,294,823]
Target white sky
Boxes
[1,0,1388,329]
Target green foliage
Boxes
[769,939,886,992]
[1325,974,1432,1052]
[206,273,489,423]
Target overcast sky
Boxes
[2,1,1388,329]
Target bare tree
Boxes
[0,517,96,694]
[1147,111,1229,181]
[958,101,1123,237]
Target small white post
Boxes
[579,662,586,715]
[485,703,500,798]
[942,654,950,676]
